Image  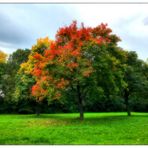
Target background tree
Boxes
[15,37,52,115]
[122,51,148,116]
[0,50,7,112]
[1,49,31,113]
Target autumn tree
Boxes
[15,37,52,115]
[31,21,125,120]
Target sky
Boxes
[0,4,148,61]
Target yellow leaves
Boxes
[38,37,53,46]
[19,62,33,75]
[28,54,34,61]
[32,37,53,52]
[0,50,7,63]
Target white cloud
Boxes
[0,4,148,61]
[70,4,148,60]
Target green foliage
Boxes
[4,49,31,100]
[0,49,31,113]
[122,51,148,115]
[8,49,30,70]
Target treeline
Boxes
[0,49,148,114]
[0,22,148,118]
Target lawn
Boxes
[0,112,147,145]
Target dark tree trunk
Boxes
[36,101,41,116]
[124,89,131,116]
[77,84,84,120]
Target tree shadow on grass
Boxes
[20,113,148,125]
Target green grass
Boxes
[0,112,147,145]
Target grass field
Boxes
[0,112,147,145]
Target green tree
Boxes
[1,49,31,113]
[0,50,7,112]
[122,51,148,116]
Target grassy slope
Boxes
[0,112,147,145]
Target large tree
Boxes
[31,21,125,120]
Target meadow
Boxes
[0,112,147,145]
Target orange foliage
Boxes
[71,50,80,56]
[30,21,119,101]
[67,62,79,70]
[33,53,43,60]
[32,68,42,77]
[56,78,69,89]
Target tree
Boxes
[0,50,7,97]
[0,50,7,112]
[8,49,30,70]
[122,51,148,116]
[15,37,52,115]
[31,21,125,120]
[1,49,31,113]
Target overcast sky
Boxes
[0,4,148,61]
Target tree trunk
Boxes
[36,101,41,116]
[124,89,131,116]
[77,84,84,120]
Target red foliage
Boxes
[32,83,47,101]
[71,50,80,56]
[44,42,60,60]
[33,53,42,60]
[31,84,40,96]
[31,21,120,101]
[33,68,42,77]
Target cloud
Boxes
[143,17,148,25]
[0,12,30,45]
[0,4,147,60]
[0,4,79,54]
